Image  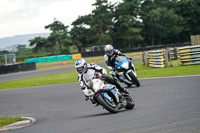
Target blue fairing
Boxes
[115,56,129,70]
[98,87,117,101]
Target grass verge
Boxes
[136,62,200,78]
[0,62,200,90]
[0,116,24,127]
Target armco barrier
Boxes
[0,62,36,75]
[178,45,200,65]
[143,49,168,68]
[72,54,81,59]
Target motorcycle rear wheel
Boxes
[97,95,118,113]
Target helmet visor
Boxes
[106,50,113,55]
[77,66,84,74]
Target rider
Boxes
[104,44,132,78]
[75,58,129,102]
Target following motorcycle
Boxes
[82,74,135,113]
[109,55,140,87]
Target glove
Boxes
[126,56,133,62]
[96,73,102,78]
[81,86,85,90]
[128,57,133,60]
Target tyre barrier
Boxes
[143,49,168,68]
[178,45,200,65]
[166,47,179,60]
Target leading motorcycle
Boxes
[83,74,135,113]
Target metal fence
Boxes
[81,42,191,57]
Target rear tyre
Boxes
[129,72,140,87]
[125,95,135,110]
[97,95,118,113]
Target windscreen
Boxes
[115,56,124,62]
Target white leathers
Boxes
[77,63,107,96]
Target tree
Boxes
[0,50,9,55]
[112,0,143,48]
[49,32,72,54]
[16,45,26,54]
[88,0,114,45]
[45,18,68,32]
[174,0,200,42]
[140,0,182,45]
[29,37,55,55]
[45,18,71,53]
[148,7,182,45]
[70,15,91,52]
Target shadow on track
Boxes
[70,109,131,120]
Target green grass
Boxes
[0,62,200,90]
[0,116,24,127]
[0,71,77,89]
[135,62,200,78]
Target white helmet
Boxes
[75,58,87,74]
[105,44,114,56]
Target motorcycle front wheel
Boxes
[97,95,118,113]
[125,95,135,110]
[129,72,140,87]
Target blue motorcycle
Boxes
[113,55,140,87]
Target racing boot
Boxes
[120,87,130,94]
[102,75,129,94]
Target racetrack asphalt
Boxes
[0,75,200,133]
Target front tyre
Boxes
[129,72,140,87]
[125,95,135,110]
[97,95,118,113]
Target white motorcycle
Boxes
[82,74,135,113]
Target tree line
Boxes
[3,0,200,57]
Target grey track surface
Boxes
[0,67,75,82]
[0,75,200,133]
[0,58,142,82]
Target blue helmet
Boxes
[75,58,87,74]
